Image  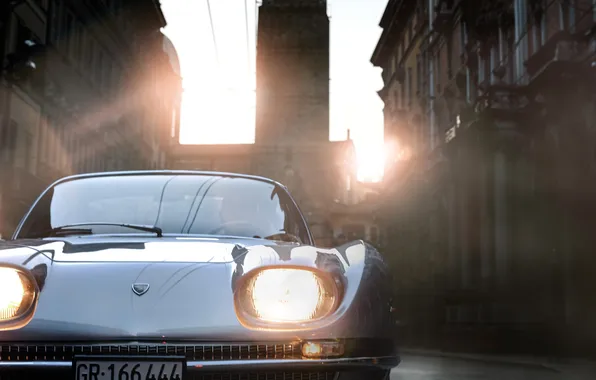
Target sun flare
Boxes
[355,142,385,183]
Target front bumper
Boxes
[0,340,399,379]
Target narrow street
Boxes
[391,354,596,380]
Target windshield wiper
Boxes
[262,231,301,243]
[38,223,163,238]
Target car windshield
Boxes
[15,174,311,243]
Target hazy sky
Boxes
[161,0,388,181]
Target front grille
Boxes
[0,343,302,362]
[181,373,335,380]
[0,371,337,380]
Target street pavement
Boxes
[391,353,596,380]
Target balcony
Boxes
[525,29,596,92]
[431,82,534,154]
[445,119,459,144]
[442,109,475,157]
[474,83,531,124]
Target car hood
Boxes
[0,236,363,342]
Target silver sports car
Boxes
[0,171,399,380]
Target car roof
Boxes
[48,170,288,189]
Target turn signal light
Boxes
[301,341,344,358]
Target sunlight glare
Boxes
[355,141,385,183]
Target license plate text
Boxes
[75,361,183,380]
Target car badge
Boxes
[132,283,150,296]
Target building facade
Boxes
[373,0,596,354]
[170,0,359,244]
[0,0,180,237]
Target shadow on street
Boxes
[391,354,596,380]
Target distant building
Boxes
[323,181,383,248]
[170,0,358,244]
[0,0,180,237]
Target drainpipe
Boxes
[0,1,13,152]
[428,0,436,150]
[514,0,528,83]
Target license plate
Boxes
[73,357,185,380]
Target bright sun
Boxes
[355,142,385,183]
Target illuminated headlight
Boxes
[235,267,340,327]
[0,265,39,330]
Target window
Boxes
[407,67,413,106]
[16,19,34,46]
[51,122,60,168]
[446,36,453,79]
[58,127,66,169]
[86,39,95,68]
[95,50,104,84]
[84,148,90,171]
[460,20,467,54]
[65,12,75,58]
[77,26,86,64]
[39,117,47,162]
[558,1,572,31]
[104,61,113,91]
[90,148,96,171]
[400,80,405,108]
[74,138,82,172]
[49,0,60,42]
[112,65,121,90]
[435,54,442,93]
[416,54,422,95]
[7,121,18,165]
[24,131,34,171]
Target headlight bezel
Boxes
[0,263,40,331]
[233,265,343,331]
